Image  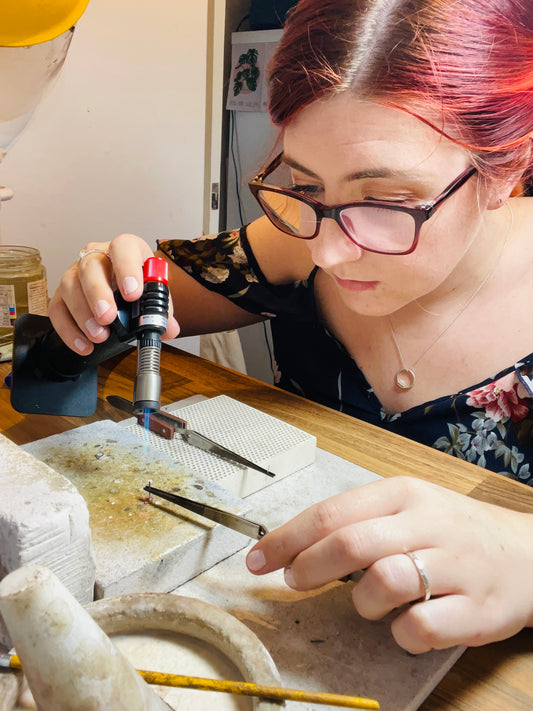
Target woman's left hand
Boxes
[246,476,533,653]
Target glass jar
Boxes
[0,245,48,355]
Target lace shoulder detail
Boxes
[158,227,316,320]
[158,228,260,299]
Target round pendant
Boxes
[395,368,415,390]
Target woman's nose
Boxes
[308,217,365,267]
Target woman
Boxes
[50,0,533,652]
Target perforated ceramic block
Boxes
[121,395,317,498]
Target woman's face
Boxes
[282,94,490,316]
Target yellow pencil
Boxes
[1,653,380,709]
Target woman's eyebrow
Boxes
[282,154,422,183]
[282,154,321,178]
[345,167,422,182]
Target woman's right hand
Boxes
[48,233,179,354]
[246,476,533,653]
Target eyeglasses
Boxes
[249,153,477,256]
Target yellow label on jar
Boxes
[27,277,48,316]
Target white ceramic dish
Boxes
[4,592,283,711]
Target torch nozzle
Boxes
[133,336,162,412]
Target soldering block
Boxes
[122,395,318,498]
[0,433,96,649]
[22,421,255,600]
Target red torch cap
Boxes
[143,257,168,284]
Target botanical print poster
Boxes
[226,41,278,112]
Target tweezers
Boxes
[150,409,274,478]
[107,395,274,477]
[144,484,362,580]
[143,483,268,539]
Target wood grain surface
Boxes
[1,345,532,710]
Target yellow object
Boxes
[139,670,381,709]
[0,0,90,47]
[4,653,380,709]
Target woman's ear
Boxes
[485,189,507,210]
[486,176,524,209]
[486,139,532,208]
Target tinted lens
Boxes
[339,205,416,253]
[257,189,317,238]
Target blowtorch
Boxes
[132,257,169,413]
[9,256,170,417]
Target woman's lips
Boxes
[333,275,379,291]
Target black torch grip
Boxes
[10,291,138,416]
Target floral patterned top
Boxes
[158,228,533,485]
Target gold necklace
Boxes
[389,203,513,391]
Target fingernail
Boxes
[123,276,139,295]
[74,337,90,353]
[85,318,105,338]
[94,299,111,318]
[246,549,266,572]
[284,567,296,589]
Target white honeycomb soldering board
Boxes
[120,395,316,497]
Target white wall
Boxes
[0,0,212,293]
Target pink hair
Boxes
[268,0,533,182]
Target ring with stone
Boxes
[405,551,431,601]
[77,248,111,264]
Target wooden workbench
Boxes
[1,345,532,710]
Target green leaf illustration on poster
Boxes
[233,48,260,96]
